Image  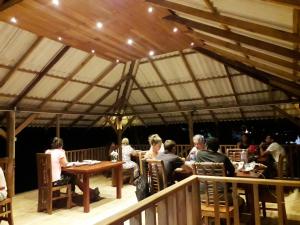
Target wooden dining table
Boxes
[62,161,123,213]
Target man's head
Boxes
[241,134,249,143]
[193,134,205,150]
[206,137,219,152]
[265,135,274,144]
[164,140,176,154]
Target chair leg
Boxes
[47,189,53,214]
[66,185,71,209]
[129,168,134,185]
[204,216,209,225]
[262,202,266,218]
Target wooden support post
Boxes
[187,112,194,146]
[56,114,61,138]
[6,111,15,195]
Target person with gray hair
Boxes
[121,138,139,178]
[186,134,206,161]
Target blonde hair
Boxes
[121,138,129,145]
[148,134,162,146]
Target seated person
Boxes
[144,134,162,159]
[237,133,250,149]
[186,134,205,161]
[259,134,286,178]
[156,140,185,186]
[0,167,7,201]
[121,138,139,178]
[45,137,100,201]
[196,137,243,206]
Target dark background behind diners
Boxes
[0,118,299,193]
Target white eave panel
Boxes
[144,87,173,102]
[169,83,201,100]
[18,99,42,108]
[101,90,118,105]
[232,75,268,93]
[199,78,233,97]
[0,71,36,95]
[136,63,163,87]
[21,38,64,72]
[128,90,148,105]
[238,92,270,103]
[79,87,107,104]
[27,76,62,98]
[68,104,91,112]
[99,63,124,86]
[52,82,88,101]
[0,22,37,66]
[74,56,112,83]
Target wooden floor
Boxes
[9,176,300,225]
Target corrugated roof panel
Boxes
[79,87,107,104]
[93,117,106,127]
[245,111,274,118]
[239,92,270,103]
[101,90,118,105]
[52,81,88,101]
[186,53,227,79]
[43,101,68,110]
[128,90,148,105]
[99,63,124,86]
[0,71,36,95]
[76,121,93,126]
[132,105,153,113]
[169,83,201,100]
[144,87,173,102]
[0,22,37,66]
[49,48,89,78]
[155,102,177,111]
[214,108,240,114]
[0,96,13,106]
[22,38,64,72]
[232,75,268,93]
[165,116,184,123]
[143,118,164,125]
[153,55,191,83]
[169,0,208,11]
[18,99,42,108]
[136,63,163,87]
[90,106,109,113]
[243,106,271,112]
[199,78,233,97]
[0,68,9,80]
[272,91,288,101]
[208,96,236,106]
[68,104,90,112]
[179,99,205,108]
[27,76,62,98]
[216,113,242,119]
[74,56,112,83]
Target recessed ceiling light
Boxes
[190,42,194,46]
[57,36,62,41]
[91,49,95,54]
[127,38,133,45]
[148,7,153,13]
[149,50,155,56]
[52,0,59,6]
[116,59,120,63]
[173,27,178,33]
[96,22,103,29]
[10,17,17,24]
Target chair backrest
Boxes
[193,162,227,205]
[36,153,52,189]
[277,153,287,178]
[0,157,13,197]
[226,148,244,162]
[147,159,167,194]
[138,151,147,175]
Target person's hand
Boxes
[259,142,265,148]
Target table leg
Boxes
[114,165,123,199]
[83,174,90,213]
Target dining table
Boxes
[62,161,123,213]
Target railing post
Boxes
[253,184,261,225]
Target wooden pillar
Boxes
[56,114,61,138]
[6,111,15,195]
[188,112,194,146]
[117,129,123,161]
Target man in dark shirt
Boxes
[196,137,235,177]
[156,140,184,186]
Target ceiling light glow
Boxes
[148,7,153,13]
[10,17,17,24]
[96,22,103,29]
[127,38,133,45]
[116,59,120,63]
[173,27,178,33]
[149,50,155,56]
[52,0,59,6]
[58,36,62,41]
[91,49,95,54]
[190,42,194,46]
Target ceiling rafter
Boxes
[148,57,189,122]
[147,0,300,43]
[261,0,300,8]
[179,51,218,123]
[15,54,94,135]
[272,106,300,127]
[164,14,300,60]
[224,65,245,120]
[293,9,300,82]
[132,77,167,125]
[0,0,22,11]
[194,46,300,98]
[0,37,43,87]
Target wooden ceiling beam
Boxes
[0,0,22,11]
[148,58,189,122]
[15,54,94,135]
[224,65,245,120]
[164,14,300,60]
[147,0,300,43]
[194,46,300,98]
[272,106,300,127]
[293,9,300,81]
[261,0,300,9]
[0,37,42,87]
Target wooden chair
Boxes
[226,148,244,162]
[36,153,71,214]
[138,151,147,176]
[0,157,14,225]
[220,145,237,154]
[260,154,287,221]
[147,159,167,194]
[193,162,234,225]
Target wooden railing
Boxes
[65,147,108,162]
[96,175,300,225]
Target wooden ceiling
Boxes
[0,0,194,62]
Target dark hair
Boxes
[51,137,63,149]
[206,137,219,152]
[164,140,176,153]
[266,134,276,141]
